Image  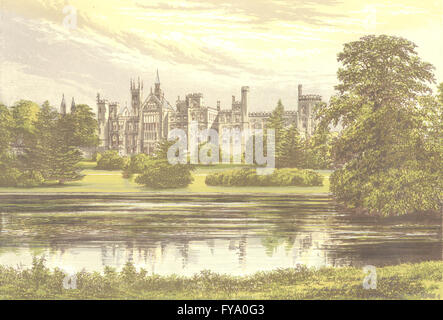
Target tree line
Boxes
[0,100,98,187]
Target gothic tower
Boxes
[131,78,143,115]
[154,69,162,98]
[97,93,109,151]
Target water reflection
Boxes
[0,194,441,275]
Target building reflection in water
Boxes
[0,194,441,276]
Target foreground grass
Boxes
[0,161,331,194]
[1,260,441,300]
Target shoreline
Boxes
[1,260,441,300]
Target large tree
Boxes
[64,104,99,148]
[0,104,13,156]
[318,35,442,216]
[277,125,304,168]
[10,100,40,152]
[25,102,83,184]
[304,121,334,170]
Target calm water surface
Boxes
[0,194,441,276]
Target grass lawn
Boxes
[0,161,331,194]
[1,260,441,299]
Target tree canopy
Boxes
[318,35,442,216]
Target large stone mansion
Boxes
[96,71,322,156]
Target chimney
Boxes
[217,100,220,111]
[241,86,249,122]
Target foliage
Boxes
[0,258,441,299]
[126,153,153,174]
[205,168,323,187]
[10,100,40,150]
[64,104,99,148]
[96,150,129,170]
[303,121,335,170]
[152,139,178,160]
[135,160,194,189]
[318,35,442,216]
[0,104,13,155]
[265,100,333,170]
[266,99,286,145]
[24,102,83,184]
[91,152,102,162]
[0,101,87,186]
[277,125,304,168]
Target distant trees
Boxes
[317,35,442,216]
[265,100,333,169]
[0,100,98,187]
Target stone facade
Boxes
[97,71,322,156]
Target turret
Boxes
[60,94,66,115]
[109,102,119,119]
[154,69,161,98]
[131,77,143,115]
[97,93,109,150]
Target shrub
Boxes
[0,166,21,187]
[332,167,442,216]
[135,160,194,189]
[0,160,45,188]
[91,152,102,162]
[96,150,129,170]
[126,154,153,174]
[205,168,323,187]
[16,170,45,188]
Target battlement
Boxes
[299,94,322,101]
[186,93,203,98]
[249,111,272,117]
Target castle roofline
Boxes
[299,94,322,101]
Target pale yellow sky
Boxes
[1,0,442,111]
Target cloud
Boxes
[1,0,442,111]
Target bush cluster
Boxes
[331,168,442,216]
[135,160,194,189]
[205,168,323,187]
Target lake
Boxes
[0,194,441,276]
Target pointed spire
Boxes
[155,69,160,84]
[60,94,66,115]
[71,97,76,113]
